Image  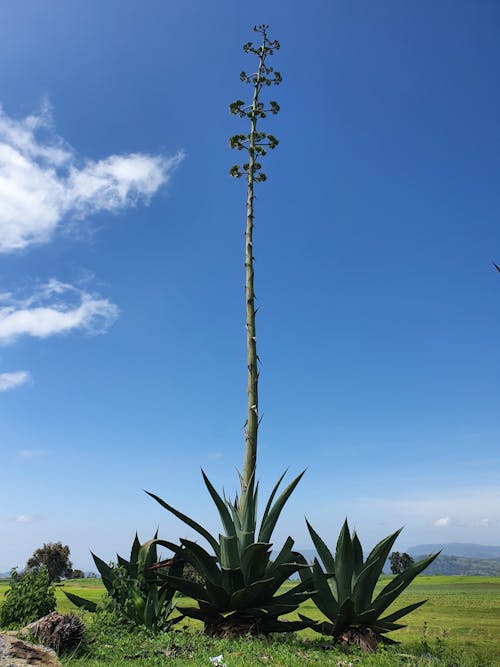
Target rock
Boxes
[21,612,84,650]
[0,633,62,666]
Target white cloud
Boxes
[433,516,452,528]
[0,103,184,252]
[0,370,30,391]
[0,279,118,344]
[15,514,37,523]
[18,449,45,459]
[479,518,492,527]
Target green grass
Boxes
[1,576,499,665]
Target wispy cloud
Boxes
[433,516,452,528]
[0,279,118,344]
[0,102,184,252]
[15,514,43,524]
[0,370,31,391]
[18,449,45,460]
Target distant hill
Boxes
[409,554,500,576]
[406,543,500,559]
[295,544,500,577]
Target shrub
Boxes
[0,567,56,627]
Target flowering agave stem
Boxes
[229,25,281,501]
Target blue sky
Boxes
[1,0,499,572]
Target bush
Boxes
[0,567,56,627]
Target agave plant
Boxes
[298,520,439,650]
[65,533,183,631]
[146,470,313,636]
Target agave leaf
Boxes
[229,577,276,609]
[166,556,185,580]
[335,520,354,604]
[306,520,335,575]
[268,536,294,570]
[253,481,259,513]
[226,495,242,533]
[269,562,306,594]
[91,553,116,591]
[204,578,231,610]
[180,538,221,585]
[310,559,340,619]
[139,540,159,582]
[260,618,311,632]
[273,578,313,601]
[259,470,305,543]
[240,542,271,584]
[371,552,439,617]
[266,539,309,585]
[256,603,297,616]
[372,620,406,633]
[144,587,158,629]
[117,554,129,570]
[237,530,256,555]
[352,528,403,606]
[338,596,355,621]
[149,538,186,560]
[299,613,335,636]
[352,557,383,611]
[351,531,364,578]
[240,485,257,535]
[146,490,220,556]
[63,591,98,612]
[202,471,237,537]
[176,605,222,624]
[129,533,141,578]
[260,470,287,531]
[364,528,402,571]
[378,598,427,624]
[165,574,210,602]
[271,581,313,608]
[237,469,256,529]
[221,567,245,594]
[220,534,240,570]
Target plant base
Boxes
[337,627,380,652]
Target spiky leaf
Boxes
[202,471,236,537]
[306,520,335,575]
[259,471,304,543]
[334,520,354,604]
[63,591,97,612]
[146,490,220,556]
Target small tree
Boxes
[27,542,72,582]
[389,551,415,574]
[69,569,84,580]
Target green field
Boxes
[1,575,499,665]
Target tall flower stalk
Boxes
[230,25,281,501]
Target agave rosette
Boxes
[147,470,313,634]
[65,533,183,630]
[299,519,439,645]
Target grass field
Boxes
[1,575,499,665]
